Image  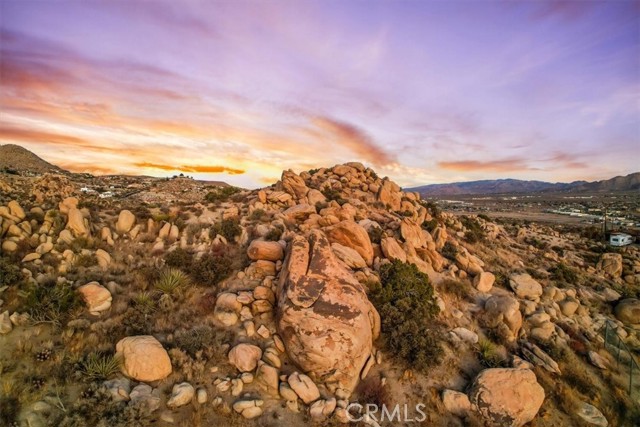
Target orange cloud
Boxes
[438,158,533,172]
[133,161,245,175]
[310,116,393,165]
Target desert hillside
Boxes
[1,162,639,427]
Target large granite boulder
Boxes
[614,298,640,325]
[326,220,373,266]
[115,335,172,382]
[277,230,380,394]
[597,253,623,278]
[469,368,545,427]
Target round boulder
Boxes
[228,343,263,372]
[614,298,640,325]
[469,368,545,427]
[247,240,284,262]
[115,335,172,382]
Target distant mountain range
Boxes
[0,144,66,175]
[407,172,640,196]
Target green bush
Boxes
[367,226,384,244]
[191,245,242,286]
[249,209,266,221]
[421,218,439,233]
[264,226,283,242]
[0,257,22,287]
[441,241,458,260]
[210,218,242,242]
[460,216,486,243]
[549,263,578,284]
[321,187,346,205]
[174,325,232,358]
[438,279,472,301]
[475,339,506,368]
[164,247,194,269]
[22,278,83,324]
[370,260,442,370]
[205,186,241,203]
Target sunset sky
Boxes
[1,1,638,188]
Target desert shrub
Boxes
[441,241,458,260]
[475,339,506,368]
[132,291,156,315]
[460,216,486,243]
[355,377,390,407]
[152,213,171,222]
[210,218,242,242]
[75,253,98,268]
[549,262,578,284]
[174,325,232,358]
[154,268,190,295]
[438,279,472,301]
[580,225,604,241]
[249,209,266,221]
[421,218,439,233]
[80,352,121,381]
[164,247,194,269]
[0,257,22,287]
[56,386,149,427]
[422,201,441,218]
[524,236,549,250]
[367,226,384,244]
[264,225,283,241]
[550,245,565,257]
[205,186,241,203]
[191,245,242,286]
[0,395,20,426]
[22,278,83,324]
[398,210,413,217]
[493,271,509,288]
[321,187,346,205]
[369,260,442,370]
[477,213,491,222]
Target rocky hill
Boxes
[409,172,640,196]
[0,162,639,426]
[0,144,67,175]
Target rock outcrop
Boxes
[277,230,380,394]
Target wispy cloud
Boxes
[438,158,535,173]
[133,162,245,175]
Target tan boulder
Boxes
[281,170,309,199]
[283,204,316,221]
[228,344,263,372]
[8,200,26,221]
[116,336,172,382]
[78,281,112,314]
[96,249,111,270]
[469,368,545,427]
[254,361,279,395]
[614,298,640,325]
[376,179,402,211]
[483,295,522,342]
[442,389,471,417]
[66,208,88,237]
[474,272,495,293]
[277,230,380,393]
[116,210,136,234]
[247,240,284,261]
[597,253,623,278]
[307,189,326,206]
[381,237,407,262]
[400,218,426,248]
[509,273,542,301]
[59,197,78,214]
[326,220,373,266]
[331,243,367,269]
[288,372,320,404]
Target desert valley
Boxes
[0,144,639,427]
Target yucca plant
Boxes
[476,339,505,368]
[154,268,190,295]
[81,353,121,381]
[133,291,156,314]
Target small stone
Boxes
[167,382,195,408]
[196,387,208,404]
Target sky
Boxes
[0,0,639,188]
